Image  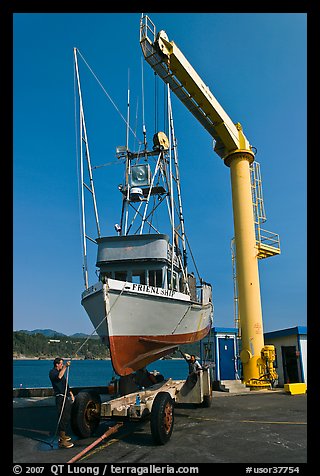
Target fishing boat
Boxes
[73,43,213,377]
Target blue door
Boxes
[218,337,235,380]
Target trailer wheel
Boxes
[71,391,101,438]
[150,392,174,445]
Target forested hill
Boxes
[13,330,201,360]
[13,331,109,359]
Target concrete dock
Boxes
[13,388,307,465]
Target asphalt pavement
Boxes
[13,389,307,465]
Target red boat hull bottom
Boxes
[109,326,211,376]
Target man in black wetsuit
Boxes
[49,357,75,448]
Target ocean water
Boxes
[13,358,189,389]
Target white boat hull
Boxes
[81,279,213,375]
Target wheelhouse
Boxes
[96,233,189,294]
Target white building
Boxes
[264,326,307,387]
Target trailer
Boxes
[71,369,212,445]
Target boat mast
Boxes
[74,47,101,289]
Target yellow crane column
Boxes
[225,150,265,385]
[140,14,278,388]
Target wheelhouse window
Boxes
[99,267,166,288]
[132,270,146,285]
[114,271,127,282]
[167,270,179,291]
[148,269,162,288]
[99,271,112,283]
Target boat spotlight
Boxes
[116,146,127,158]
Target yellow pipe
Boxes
[225,150,265,385]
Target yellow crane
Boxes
[140,14,280,388]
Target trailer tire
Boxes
[150,392,174,445]
[71,390,101,438]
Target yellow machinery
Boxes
[140,15,280,388]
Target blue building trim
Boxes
[264,326,307,339]
[212,327,238,335]
[296,334,305,382]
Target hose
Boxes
[39,364,71,448]
[39,282,127,448]
[53,364,71,439]
[67,422,123,463]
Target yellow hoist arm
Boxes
[140,16,252,163]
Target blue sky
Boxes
[13,13,307,336]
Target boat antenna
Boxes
[126,69,130,151]
[123,71,131,235]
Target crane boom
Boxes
[140,18,251,160]
[140,14,278,388]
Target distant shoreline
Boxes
[13,357,112,361]
[13,357,183,361]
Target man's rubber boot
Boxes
[58,431,74,448]
[59,431,72,441]
[58,438,74,449]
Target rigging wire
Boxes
[92,159,125,170]
[163,81,168,134]
[141,56,147,149]
[76,48,141,143]
[133,98,139,152]
[185,233,201,282]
